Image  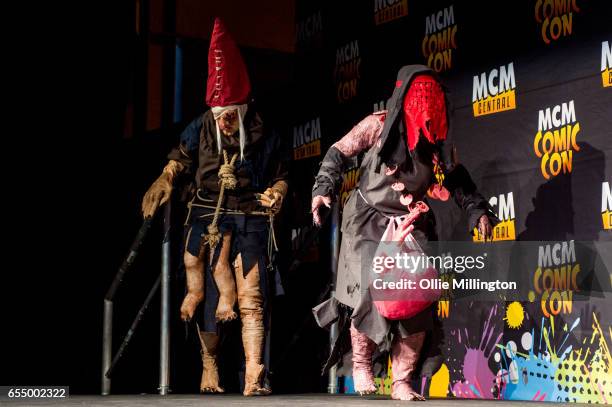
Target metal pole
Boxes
[328,202,340,394]
[173,41,183,124]
[101,299,113,395]
[158,29,180,395]
[159,201,171,395]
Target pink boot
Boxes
[391,331,426,401]
[350,325,377,395]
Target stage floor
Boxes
[3,394,591,406]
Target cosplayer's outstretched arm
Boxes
[443,146,499,240]
[141,117,198,218]
[311,114,385,225]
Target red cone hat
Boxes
[206,18,251,107]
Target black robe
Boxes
[311,65,498,378]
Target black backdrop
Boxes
[4,0,611,402]
[287,0,612,402]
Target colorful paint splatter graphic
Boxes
[497,311,612,403]
[505,301,525,329]
[450,304,504,399]
[353,301,612,403]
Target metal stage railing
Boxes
[327,202,340,394]
[159,202,172,395]
[101,195,342,396]
[101,202,172,396]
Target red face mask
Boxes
[402,75,448,152]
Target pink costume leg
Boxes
[391,331,426,401]
[350,324,377,395]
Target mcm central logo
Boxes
[422,5,457,73]
[472,63,517,117]
[533,100,580,179]
[533,240,580,318]
[602,40,612,88]
[374,0,408,26]
[334,40,361,103]
[292,117,322,160]
[535,0,580,45]
[473,192,516,242]
[602,182,612,230]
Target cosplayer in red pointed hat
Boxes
[206,17,251,107]
[205,18,251,159]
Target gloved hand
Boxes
[142,160,183,218]
[257,180,288,214]
[311,195,332,226]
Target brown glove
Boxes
[256,180,288,214]
[142,160,184,218]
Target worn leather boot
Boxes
[198,331,224,393]
[391,331,426,401]
[235,254,271,396]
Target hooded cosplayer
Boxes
[311,66,498,401]
[142,18,287,396]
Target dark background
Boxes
[3,0,611,399]
[3,0,330,396]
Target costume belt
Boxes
[184,170,278,257]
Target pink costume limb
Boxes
[332,113,386,157]
[349,324,377,395]
[311,113,386,226]
[391,331,426,400]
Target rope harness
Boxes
[182,148,279,261]
[204,150,239,250]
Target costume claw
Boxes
[180,292,203,321]
[215,309,237,322]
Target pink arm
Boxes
[311,112,386,226]
[332,112,386,157]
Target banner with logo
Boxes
[289,0,612,402]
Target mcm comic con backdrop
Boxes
[286,0,612,403]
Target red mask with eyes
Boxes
[402,74,448,152]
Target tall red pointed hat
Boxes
[206,18,251,107]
